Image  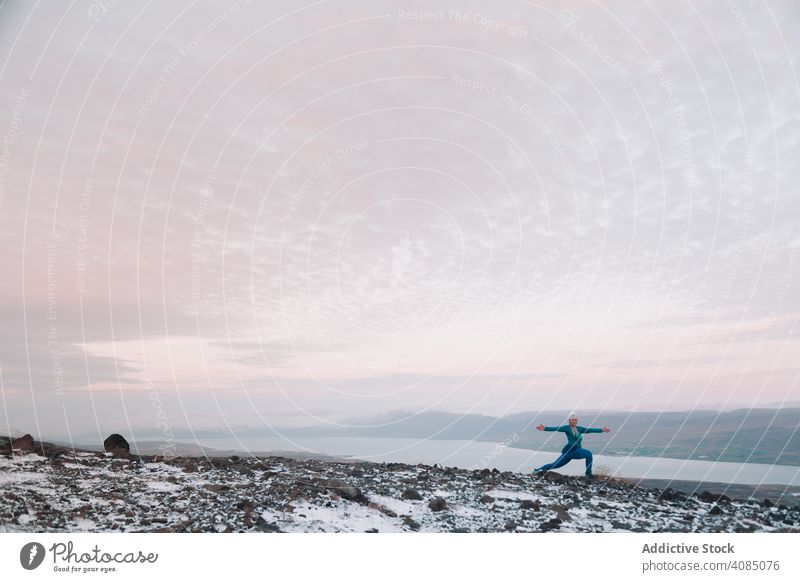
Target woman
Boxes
[533,412,610,478]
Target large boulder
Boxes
[11,434,35,452]
[103,434,130,458]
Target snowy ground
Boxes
[1,451,797,533]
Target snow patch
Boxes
[147,481,181,492]
[486,488,541,501]
[71,518,96,531]
[287,502,405,533]
[0,471,46,485]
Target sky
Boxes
[0,0,799,441]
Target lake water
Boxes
[154,435,800,487]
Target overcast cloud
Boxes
[0,0,798,440]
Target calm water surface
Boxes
[149,436,800,486]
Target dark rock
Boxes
[519,499,540,511]
[709,505,723,515]
[699,491,731,504]
[504,521,518,531]
[658,488,678,502]
[103,434,130,458]
[479,495,495,504]
[542,472,568,484]
[549,504,571,522]
[403,516,420,530]
[11,434,35,452]
[763,498,774,508]
[254,515,282,532]
[324,479,367,504]
[402,488,423,500]
[364,528,379,533]
[428,497,447,512]
[539,518,561,531]
[368,502,397,518]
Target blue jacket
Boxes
[543,425,604,450]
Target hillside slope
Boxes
[1,447,798,533]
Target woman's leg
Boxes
[537,450,574,471]
[570,447,593,475]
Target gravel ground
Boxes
[1,450,798,533]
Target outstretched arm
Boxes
[583,427,611,433]
[536,424,561,431]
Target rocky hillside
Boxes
[1,441,798,533]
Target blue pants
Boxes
[537,446,593,475]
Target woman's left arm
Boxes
[583,427,610,433]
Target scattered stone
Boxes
[540,518,561,531]
[1,438,797,534]
[658,488,678,502]
[699,491,731,504]
[542,472,568,484]
[402,488,423,500]
[368,502,397,518]
[549,504,571,522]
[323,479,367,504]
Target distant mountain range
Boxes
[145,408,800,466]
